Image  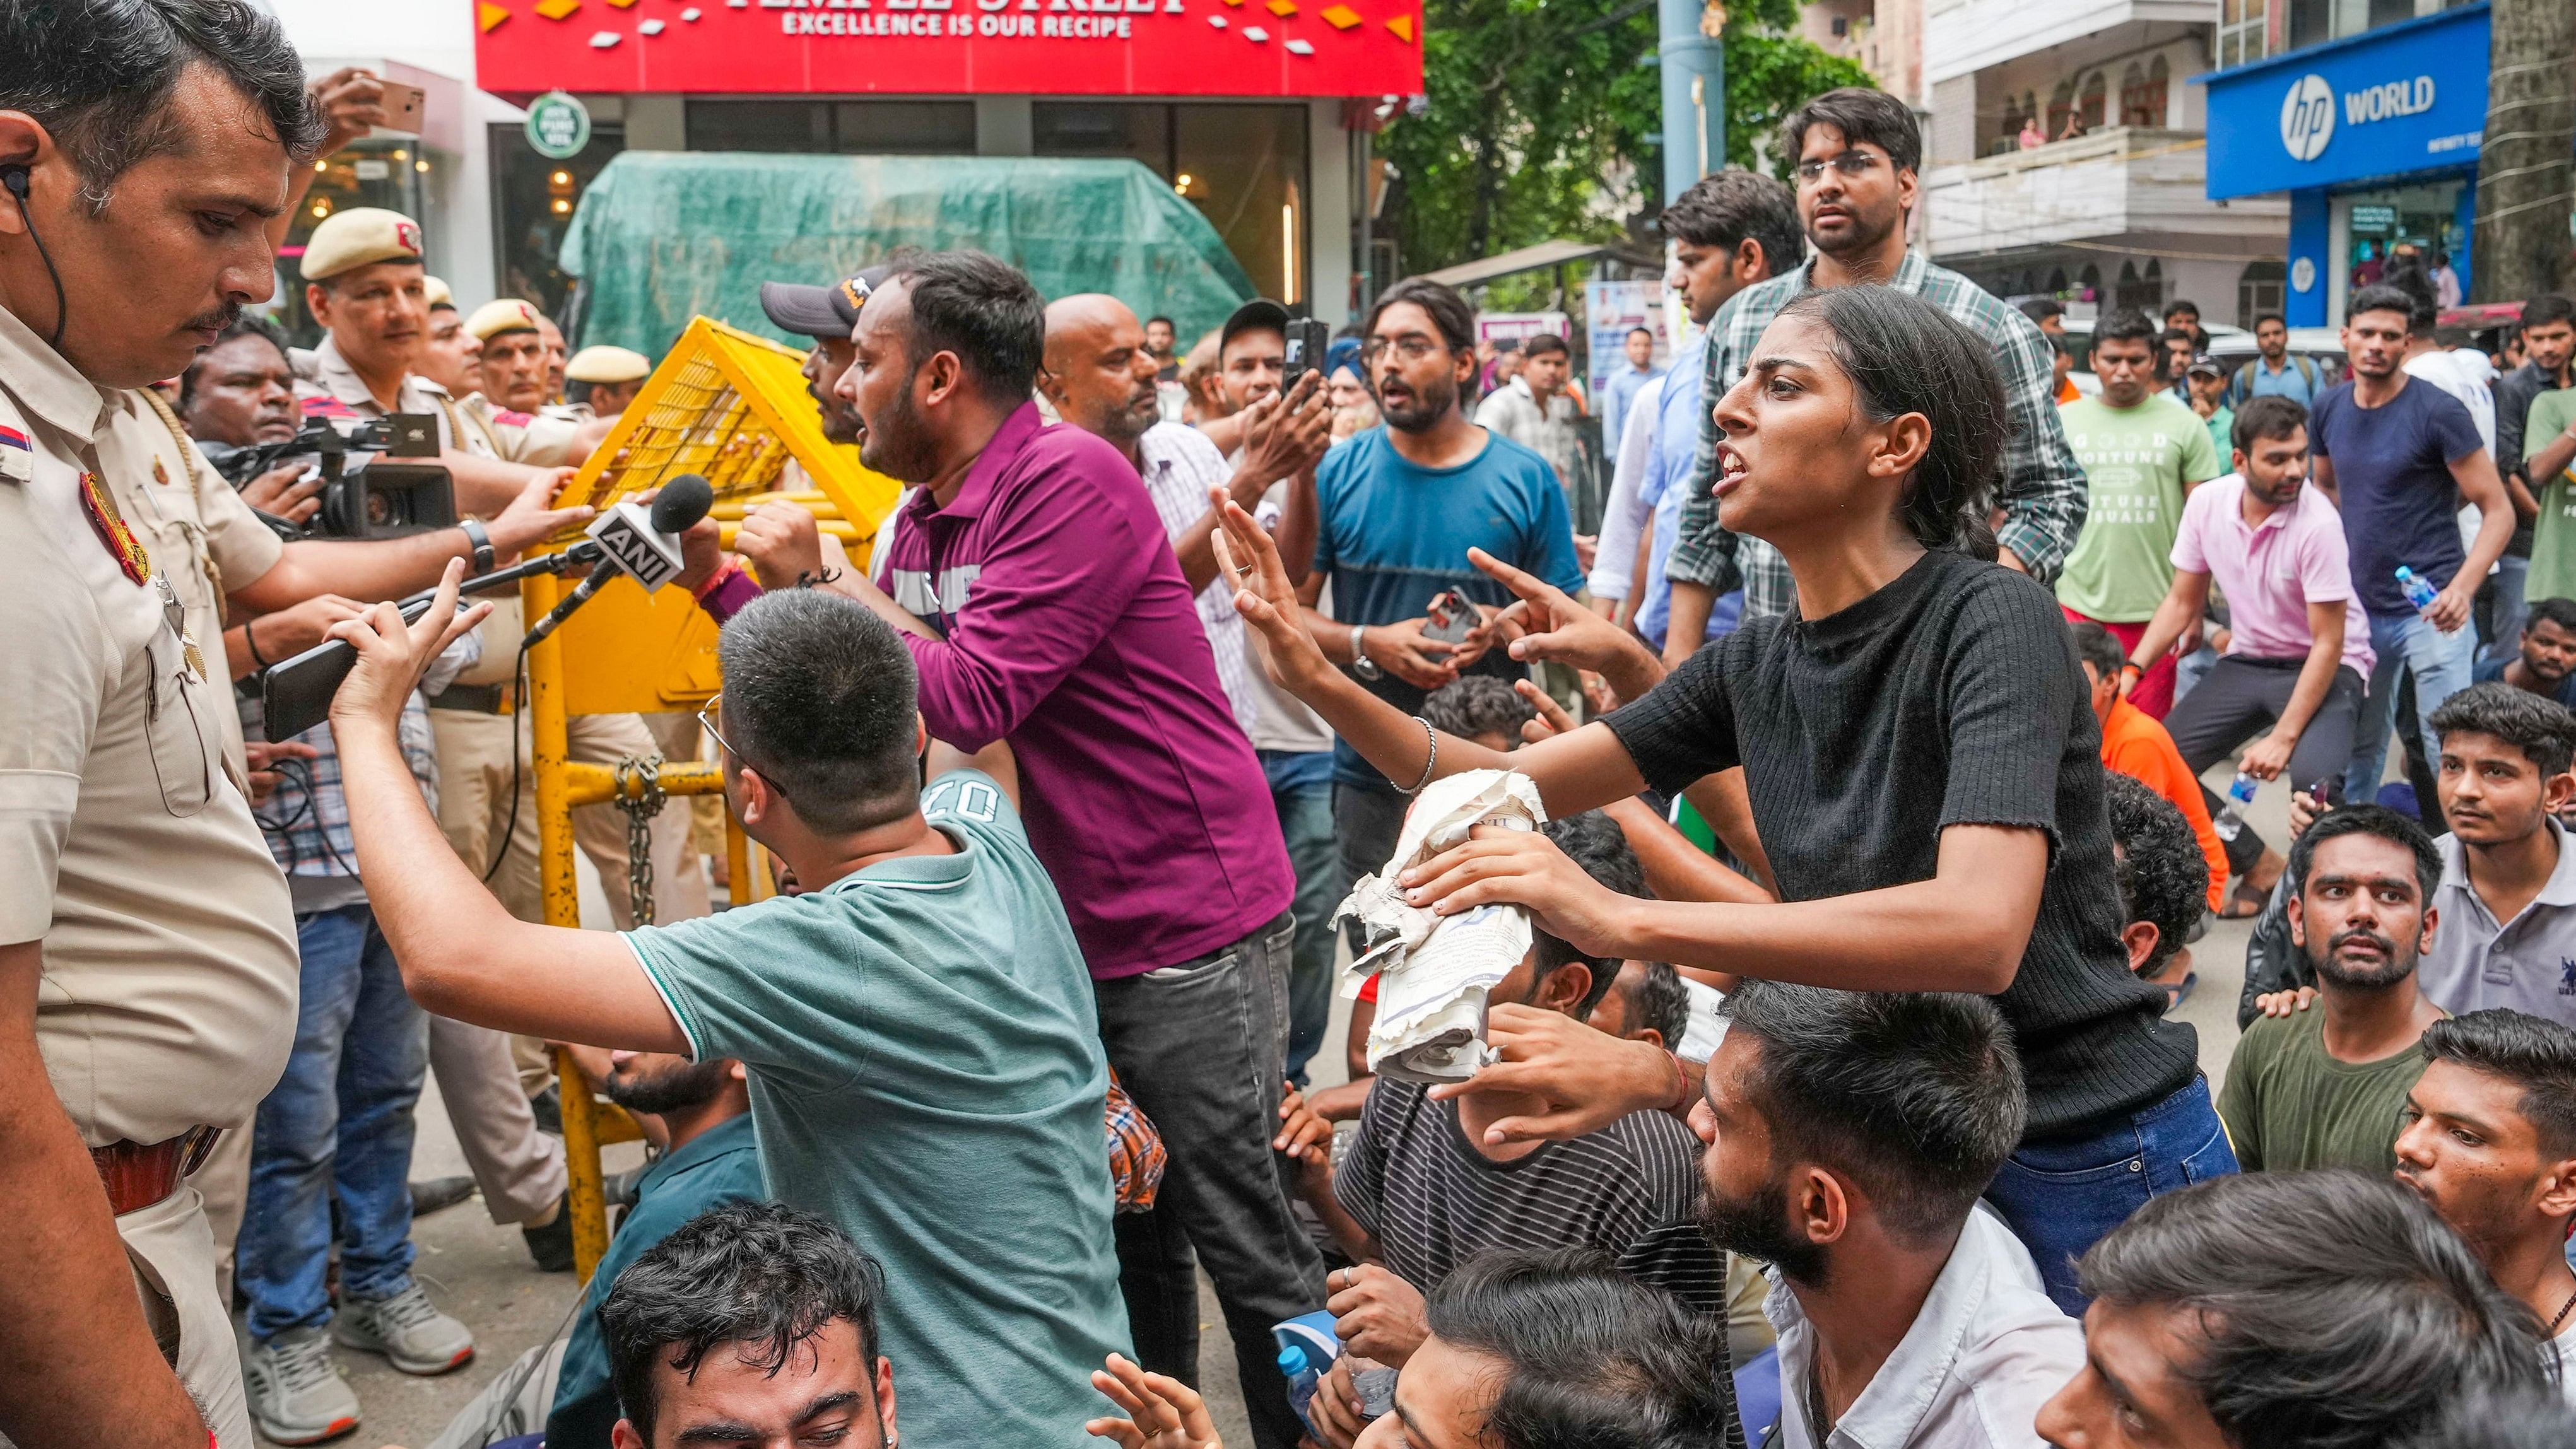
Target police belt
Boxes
[427,681,515,715]
[93,1125,222,1217]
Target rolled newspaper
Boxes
[1331,770,1548,1082]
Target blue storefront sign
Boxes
[2194,3,2489,324]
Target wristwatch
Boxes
[1350,623,1382,681]
[458,517,496,575]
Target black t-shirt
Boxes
[1335,1078,1731,1315]
[1603,549,2197,1140]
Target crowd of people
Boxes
[18,4,2576,1449]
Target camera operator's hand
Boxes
[240,464,322,527]
[735,502,827,590]
[309,67,389,157]
[245,595,372,664]
[483,467,592,561]
[244,741,320,808]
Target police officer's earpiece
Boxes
[1,161,69,350]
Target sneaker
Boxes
[244,1326,361,1445]
[331,1283,475,1376]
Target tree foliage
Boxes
[1377,0,1876,274]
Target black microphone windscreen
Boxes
[650,474,715,533]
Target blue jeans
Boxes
[1262,751,1344,1086]
[2347,610,2477,802]
[1984,1077,2237,1315]
[2483,554,2530,669]
[238,905,429,1342]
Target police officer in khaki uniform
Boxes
[563,343,650,423]
[0,8,315,1445]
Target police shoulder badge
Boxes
[79,471,150,584]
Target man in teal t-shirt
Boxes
[328,581,1131,1449]
[2057,311,2223,717]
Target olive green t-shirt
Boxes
[2216,1004,2433,1174]
[2522,389,2576,603]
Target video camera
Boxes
[207,413,456,542]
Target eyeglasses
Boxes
[1361,336,1446,363]
[698,693,789,801]
[1794,151,1885,183]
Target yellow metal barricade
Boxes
[522,317,902,1279]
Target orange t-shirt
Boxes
[2100,697,2229,910]
[2055,375,2083,406]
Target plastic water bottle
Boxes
[2396,565,2441,617]
[1348,1354,1399,1420]
[2211,772,2259,843]
[1279,1345,1324,1434]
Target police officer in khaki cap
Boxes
[563,343,650,421]
[416,276,483,401]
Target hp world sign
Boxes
[2281,73,2334,161]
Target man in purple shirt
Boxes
[684,251,1320,1448]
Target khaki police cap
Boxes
[301,206,425,282]
[423,275,454,310]
[564,345,651,385]
[466,298,544,342]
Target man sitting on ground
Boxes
[1587,961,1693,1052]
[2396,1008,2576,1397]
[1697,980,2080,1449]
[331,582,1131,1448]
[599,1201,898,1449]
[2102,775,2213,1011]
[1300,813,1732,1448]
[2476,596,2576,708]
[1356,1249,1735,1449]
[2253,682,2576,1031]
[2219,806,2447,1173]
[2036,1172,2546,1447]
[548,1050,765,1448]
[2076,623,2228,919]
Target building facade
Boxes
[2195,0,2492,326]
[1919,0,2289,325]
[260,0,1419,336]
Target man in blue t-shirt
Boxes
[2310,283,2514,804]
[328,580,1131,1449]
[1302,276,1585,878]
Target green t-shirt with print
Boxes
[2056,393,2223,621]
[2522,389,2576,604]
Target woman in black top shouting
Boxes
[1213,284,2224,1313]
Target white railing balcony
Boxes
[1926,0,2217,85]
[1923,126,2288,257]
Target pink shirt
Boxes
[2169,474,2375,678]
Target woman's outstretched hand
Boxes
[1470,547,1664,707]
[1213,491,1332,696]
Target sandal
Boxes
[2218,876,2268,919]
[2161,971,2199,1014]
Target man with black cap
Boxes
[760,264,891,447]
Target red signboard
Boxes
[472,0,1425,98]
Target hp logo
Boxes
[2281,74,2335,161]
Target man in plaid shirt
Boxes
[1661,88,2088,654]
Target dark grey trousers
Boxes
[2163,655,2366,875]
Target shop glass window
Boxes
[687,100,973,154]
[1033,102,1308,308]
[2217,0,2267,69]
[278,136,430,344]
[490,120,626,322]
